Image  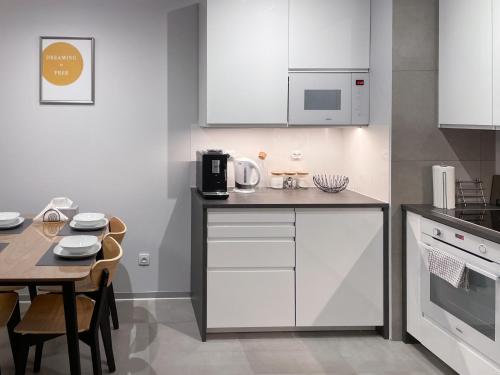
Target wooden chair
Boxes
[0,292,21,375]
[0,286,24,292]
[14,236,123,375]
[106,217,126,329]
[40,216,127,329]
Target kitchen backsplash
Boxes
[190,125,390,202]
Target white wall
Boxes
[0,0,197,295]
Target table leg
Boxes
[62,282,81,375]
[28,284,37,301]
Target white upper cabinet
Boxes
[289,0,371,70]
[439,0,493,128]
[199,0,289,126]
[494,0,500,126]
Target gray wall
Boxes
[0,0,197,295]
[391,0,496,339]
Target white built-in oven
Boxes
[419,225,500,365]
[288,72,369,126]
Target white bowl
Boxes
[73,213,105,227]
[0,212,20,225]
[59,235,98,254]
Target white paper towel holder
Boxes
[432,164,456,210]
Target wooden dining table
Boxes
[0,217,108,375]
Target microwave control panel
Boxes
[351,73,370,125]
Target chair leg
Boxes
[33,343,43,373]
[90,332,102,375]
[7,301,21,374]
[14,342,29,375]
[100,311,116,372]
[108,284,119,330]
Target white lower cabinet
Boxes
[206,207,384,330]
[207,270,295,328]
[295,208,384,327]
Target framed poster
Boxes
[40,36,94,104]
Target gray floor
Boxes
[0,299,456,374]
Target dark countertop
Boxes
[192,187,388,208]
[403,204,500,244]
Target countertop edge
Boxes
[192,188,388,209]
[201,203,389,208]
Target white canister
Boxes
[270,172,284,189]
[296,172,309,188]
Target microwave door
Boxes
[288,73,351,125]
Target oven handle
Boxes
[419,242,500,280]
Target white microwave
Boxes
[288,72,370,126]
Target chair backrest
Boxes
[90,235,123,288]
[108,216,127,245]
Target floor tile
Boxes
[0,299,456,374]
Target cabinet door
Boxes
[295,209,383,327]
[439,0,493,127]
[204,0,288,125]
[494,0,500,126]
[406,212,422,341]
[289,0,370,70]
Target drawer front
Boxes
[208,224,295,239]
[207,209,295,224]
[207,240,295,268]
[207,270,295,328]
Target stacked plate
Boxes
[0,212,25,229]
[70,213,108,231]
[54,235,101,258]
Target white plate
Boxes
[53,242,101,259]
[69,218,109,231]
[59,235,98,254]
[73,213,105,227]
[0,217,25,230]
[0,212,20,226]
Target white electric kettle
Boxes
[233,157,261,193]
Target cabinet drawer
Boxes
[208,224,295,239]
[207,209,295,224]
[207,270,295,328]
[207,240,295,268]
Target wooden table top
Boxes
[0,217,108,283]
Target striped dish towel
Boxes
[428,247,467,288]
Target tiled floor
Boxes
[0,299,456,374]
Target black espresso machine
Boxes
[196,150,229,199]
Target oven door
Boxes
[420,235,500,365]
[288,73,352,125]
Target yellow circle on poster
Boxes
[42,42,83,86]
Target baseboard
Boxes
[208,326,377,333]
[19,291,191,302]
[115,291,191,300]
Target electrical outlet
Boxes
[291,150,303,160]
[138,253,150,266]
